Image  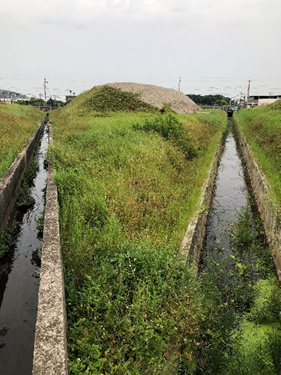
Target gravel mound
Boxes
[106,82,199,114]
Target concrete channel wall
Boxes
[32,124,69,375]
[180,134,224,269]
[236,127,281,280]
[0,119,68,373]
[180,122,281,280]
[0,121,45,233]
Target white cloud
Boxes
[1,0,280,98]
[2,0,280,27]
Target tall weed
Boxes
[0,103,42,178]
[133,114,198,160]
[198,204,280,374]
[49,109,226,373]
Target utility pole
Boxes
[247,79,251,105]
[43,78,48,102]
[178,77,181,92]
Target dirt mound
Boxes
[82,85,157,113]
[106,82,199,114]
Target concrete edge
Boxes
[32,124,69,375]
[0,121,45,233]
[235,125,281,280]
[180,134,224,270]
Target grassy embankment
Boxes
[234,100,281,207]
[49,86,227,373]
[221,101,281,375]
[0,103,43,178]
[0,103,43,257]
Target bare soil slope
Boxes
[106,82,199,114]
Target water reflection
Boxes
[0,127,48,375]
[201,119,250,259]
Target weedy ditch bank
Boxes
[0,125,48,374]
[49,88,280,373]
[0,103,43,179]
[49,102,226,373]
[234,103,281,278]
[196,119,281,374]
[28,102,280,374]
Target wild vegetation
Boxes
[63,85,159,115]
[0,103,43,178]
[49,89,280,373]
[198,203,281,374]
[0,223,17,258]
[49,91,226,373]
[234,100,281,206]
[0,152,40,259]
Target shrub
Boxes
[133,114,198,160]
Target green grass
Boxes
[234,101,281,207]
[198,204,281,375]
[50,96,280,373]
[0,103,43,178]
[63,85,159,116]
[49,104,226,373]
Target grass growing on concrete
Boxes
[49,106,226,373]
[0,223,17,258]
[234,101,281,206]
[0,103,43,178]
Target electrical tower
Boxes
[178,77,181,92]
[43,78,48,102]
[247,79,251,105]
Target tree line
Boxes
[16,97,65,107]
[187,94,231,106]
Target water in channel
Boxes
[201,118,250,258]
[0,126,48,375]
[200,118,274,279]
[198,119,277,373]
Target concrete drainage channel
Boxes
[236,126,281,278]
[32,125,68,375]
[0,120,68,375]
[181,118,281,279]
[0,116,280,374]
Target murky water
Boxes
[0,127,48,375]
[201,119,251,260]
[197,115,277,375]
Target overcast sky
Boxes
[1,0,280,100]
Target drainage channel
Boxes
[0,126,48,375]
[198,118,277,373]
[200,118,275,267]
[201,118,250,257]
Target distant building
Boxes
[249,95,281,107]
[65,95,76,103]
[0,89,28,102]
